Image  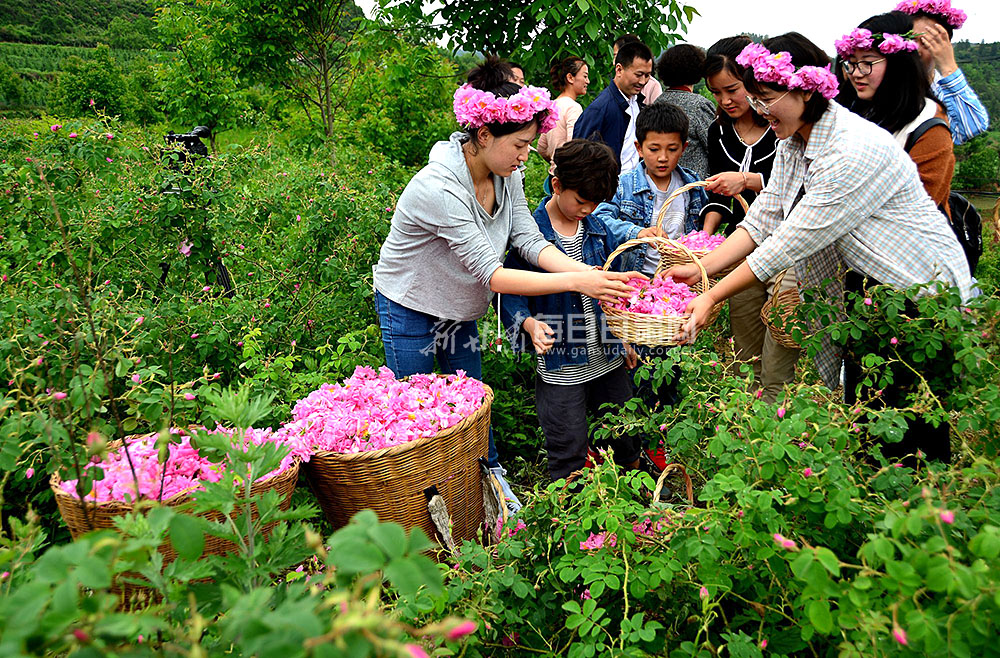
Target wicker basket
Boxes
[601,236,718,347]
[759,269,804,349]
[51,435,300,605]
[654,181,750,278]
[304,385,492,548]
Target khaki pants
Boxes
[728,269,800,403]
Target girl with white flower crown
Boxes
[373,57,642,513]
[835,12,954,211]
[664,33,974,464]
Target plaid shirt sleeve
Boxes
[744,143,885,282]
[934,69,989,146]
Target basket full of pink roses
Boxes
[281,366,492,546]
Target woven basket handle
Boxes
[654,180,750,233]
[652,463,695,505]
[600,236,709,293]
[769,269,788,306]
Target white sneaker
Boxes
[489,465,522,514]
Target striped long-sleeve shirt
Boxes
[738,102,975,388]
[932,69,989,146]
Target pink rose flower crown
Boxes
[736,43,840,100]
[835,27,920,58]
[453,84,559,134]
[894,0,967,30]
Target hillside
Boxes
[954,40,1000,127]
[0,0,153,46]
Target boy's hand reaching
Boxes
[523,317,555,354]
[637,226,666,239]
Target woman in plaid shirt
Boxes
[668,32,974,464]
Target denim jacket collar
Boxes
[535,196,608,243]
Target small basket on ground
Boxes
[654,181,749,279]
[50,435,300,605]
[304,385,492,548]
[601,236,718,347]
[759,269,804,349]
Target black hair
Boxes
[551,139,619,203]
[657,43,706,87]
[741,32,831,124]
[614,41,653,70]
[461,56,550,146]
[508,62,524,75]
[614,34,641,50]
[912,10,954,39]
[836,12,940,134]
[636,102,689,144]
[549,56,587,91]
[705,36,768,127]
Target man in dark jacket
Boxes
[574,41,653,172]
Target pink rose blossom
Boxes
[607,274,696,316]
[939,510,955,524]
[760,639,768,649]
[777,407,786,418]
[773,533,797,550]
[131,374,142,384]
[26,467,35,479]
[404,645,429,658]
[803,467,813,477]
[892,625,908,646]
[699,586,709,599]
[446,621,477,640]
[890,337,898,345]
[178,240,192,257]
[68,133,78,138]
[52,391,67,400]
[863,298,873,306]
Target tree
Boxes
[154,2,249,151]
[0,61,25,108]
[107,16,154,50]
[201,0,365,138]
[49,45,126,117]
[377,0,698,81]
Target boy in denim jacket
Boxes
[592,102,708,412]
[593,102,708,274]
[500,140,660,481]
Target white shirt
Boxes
[642,171,685,275]
[619,88,640,172]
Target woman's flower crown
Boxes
[894,0,967,29]
[736,43,840,100]
[453,84,559,133]
[835,28,920,58]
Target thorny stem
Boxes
[40,167,140,517]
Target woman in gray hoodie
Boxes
[374,58,639,512]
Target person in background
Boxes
[654,44,717,180]
[836,12,954,209]
[537,56,590,175]
[614,34,662,103]
[668,33,974,465]
[500,140,644,481]
[701,35,795,403]
[894,0,988,144]
[373,57,641,513]
[509,62,526,86]
[575,41,654,172]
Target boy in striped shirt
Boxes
[500,140,658,481]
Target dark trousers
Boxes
[843,271,952,464]
[535,366,641,480]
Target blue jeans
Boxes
[375,290,500,467]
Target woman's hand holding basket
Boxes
[575,269,646,304]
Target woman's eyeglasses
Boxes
[841,59,886,76]
[745,91,789,116]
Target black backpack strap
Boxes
[904,117,950,153]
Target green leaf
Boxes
[169,514,204,561]
[815,547,841,577]
[368,522,407,561]
[807,599,833,634]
